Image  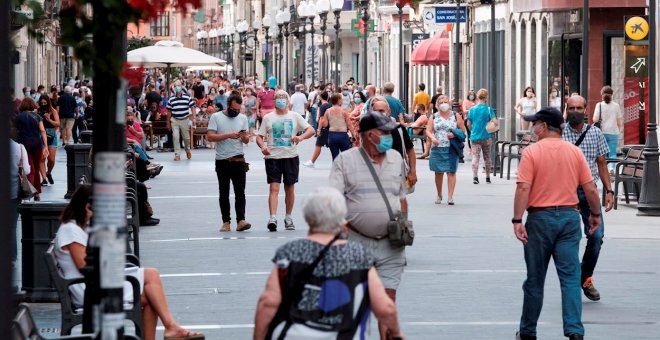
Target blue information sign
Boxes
[435,6,467,23]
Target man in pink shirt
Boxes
[512,107,601,340]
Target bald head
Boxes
[566,95,587,113]
[365,85,376,98]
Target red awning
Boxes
[411,30,450,66]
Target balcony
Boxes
[511,0,647,13]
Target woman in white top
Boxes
[53,185,204,340]
[514,86,537,131]
[548,86,561,111]
[593,85,623,171]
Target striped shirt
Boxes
[329,147,406,238]
[166,93,195,119]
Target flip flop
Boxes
[164,331,205,340]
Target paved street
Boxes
[23,139,660,339]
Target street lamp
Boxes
[306,1,318,87]
[226,24,236,75]
[359,0,369,86]
[252,18,261,78]
[316,0,330,84]
[276,10,285,88]
[237,20,249,77]
[263,14,272,79]
[395,0,409,104]
[282,10,291,88]
[196,29,203,52]
[200,29,208,54]
[297,1,309,85]
[219,27,227,61]
[331,0,343,86]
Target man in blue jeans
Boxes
[512,107,602,340]
[562,95,615,301]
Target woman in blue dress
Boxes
[426,95,466,205]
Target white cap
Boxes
[64,86,73,93]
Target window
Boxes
[151,12,170,37]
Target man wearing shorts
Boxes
[57,86,78,145]
[256,90,315,232]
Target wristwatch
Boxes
[590,211,602,217]
[606,189,614,195]
[511,218,523,224]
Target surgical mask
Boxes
[174,86,182,93]
[227,108,240,117]
[550,91,558,97]
[275,99,287,109]
[24,92,30,97]
[439,103,450,112]
[342,91,349,96]
[468,95,475,101]
[526,91,534,98]
[566,111,585,127]
[354,98,362,104]
[40,103,48,108]
[210,90,216,94]
[373,134,393,153]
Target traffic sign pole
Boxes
[637,1,660,216]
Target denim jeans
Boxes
[309,106,318,131]
[520,208,584,337]
[603,134,619,170]
[215,159,247,223]
[577,183,605,283]
[327,131,352,160]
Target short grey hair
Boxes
[303,187,347,233]
[383,82,395,94]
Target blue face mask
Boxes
[374,134,393,153]
[354,98,362,104]
[174,86,182,93]
[342,91,349,96]
[275,99,287,109]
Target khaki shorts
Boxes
[60,118,75,131]
[348,229,406,290]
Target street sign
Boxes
[412,33,429,50]
[624,45,649,77]
[624,15,649,44]
[423,8,435,25]
[434,6,467,23]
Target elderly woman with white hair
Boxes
[253,187,404,340]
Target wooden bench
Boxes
[45,244,143,337]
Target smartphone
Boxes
[239,130,247,133]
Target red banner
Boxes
[623,77,649,145]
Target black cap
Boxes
[523,107,564,129]
[359,110,399,133]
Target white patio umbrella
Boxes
[127,40,226,67]
[127,40,226,93]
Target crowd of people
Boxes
[9,68,628,339]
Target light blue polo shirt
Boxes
[207,111,249,160]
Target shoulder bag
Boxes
[396,127,414,194]
[359,148,414,247]
[485,107,500,133]
[574,124,592,147]
[18,145,37,200]
[594,103,603,129]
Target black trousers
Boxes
[215,159,247,223]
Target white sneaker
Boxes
[302,160,315,168]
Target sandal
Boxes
[447,198,455,205]
[164,330,205,340]
[435,196,442,204]
[417,155,429,159]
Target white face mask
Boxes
[550,91,557,97]
[526,91,534,98]
[439,103,450,112]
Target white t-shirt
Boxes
[290,92,307,117]
[54,221,144,308]
[308,91,319,108]
[257,110,310,159]
[593,101,623,135]
[518,97,537,116]
[11,141,30,200]
[207,111,249,160]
